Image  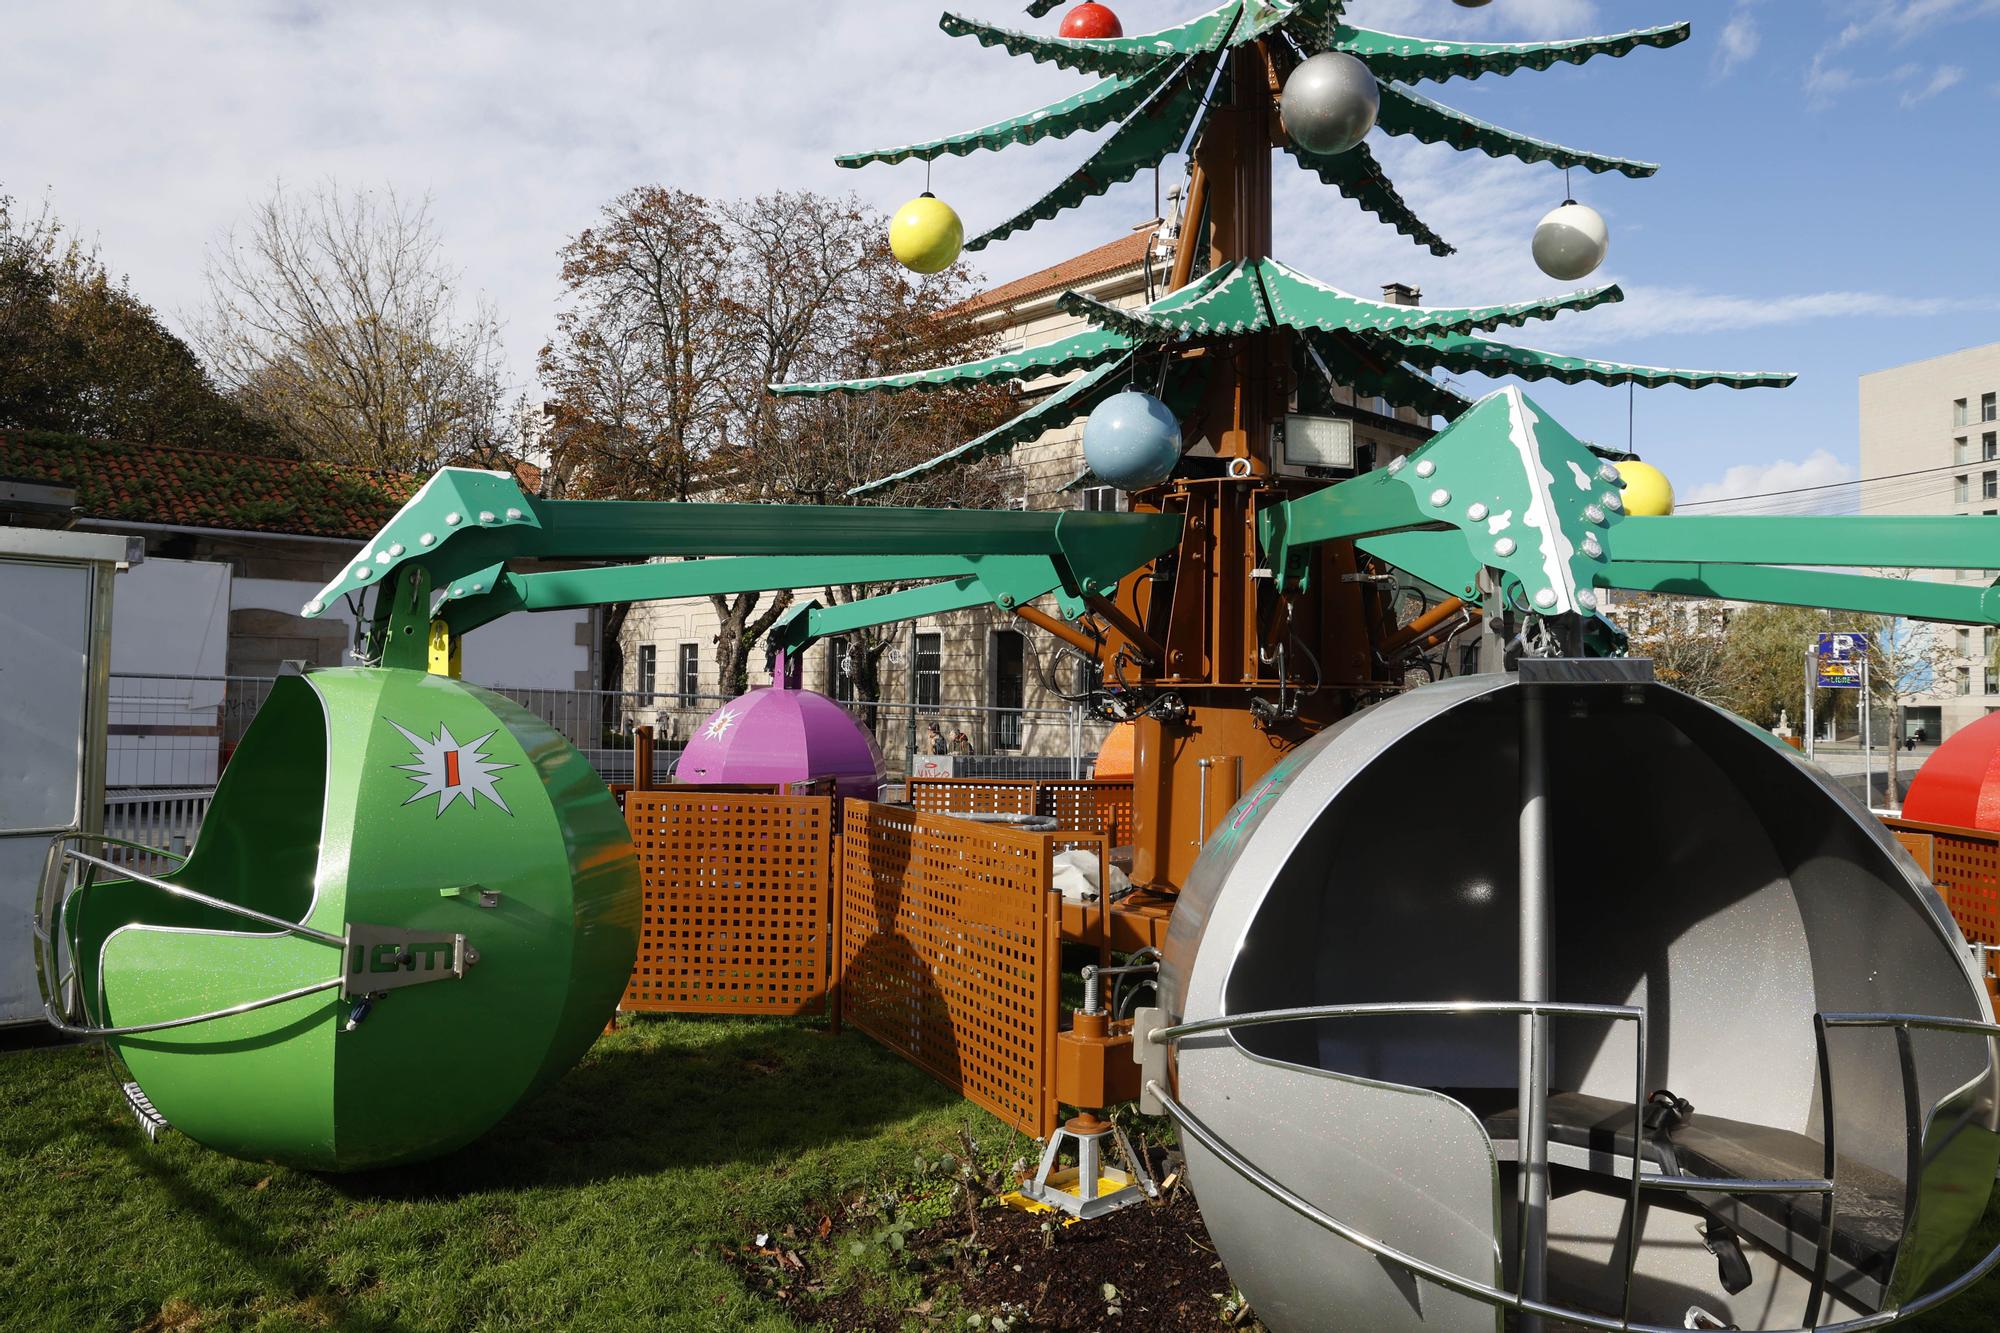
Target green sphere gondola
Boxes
[65,668,639,1171]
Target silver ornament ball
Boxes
[1532,201,1609,281]
[1281,52,1379,157]
[1083,390,1182,491]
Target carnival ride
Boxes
[32,1,2000,1328]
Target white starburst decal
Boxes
[389,720,516,817]
[702,705,741,741]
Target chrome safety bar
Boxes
[1150,1001,2000,1330]
[35,833,347,1040]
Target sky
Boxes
[3,0,1996,507]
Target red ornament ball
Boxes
[1060,3,1123,39]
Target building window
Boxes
[1079,486,1127,513]
[1956,475,1970,503]
[1956,399,1971,427]
[1986,667,1999,697]
[1982,471,1995,501]
[1958,627,1972,659]
[1985,392,1998,423]
[1959,666,1973,696]
[1958,437,1972,464]
[914,631,942,709]
[991,630,1025,750]
[677,643,699,705]
[1987,431,1998,460]
[826,640,856,702]
[636,643,657,699]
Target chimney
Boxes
[1381,282,1421,307]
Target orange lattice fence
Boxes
[839,800,1064,1138]
[908,777,1134,846]
[622,790,836,1016]
[1882,815,2000,1008]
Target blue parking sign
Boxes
[1816,631,1866,688]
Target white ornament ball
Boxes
[1281,52,1379,157]
[1532,201,1609,281]
[1083,390,1182,491]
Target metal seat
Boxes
[1482,1091,1905,1285]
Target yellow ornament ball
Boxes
[1615,460,1675,517]
[889,193,964,275]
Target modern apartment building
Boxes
[1859,340,2000,739]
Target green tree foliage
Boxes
[0,194,278,452]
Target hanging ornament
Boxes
[1280,52,1379,157]
[1613,460,1675,517]
[1452,0,1494,7]
[1084,390,1182,491]
[1059,2,1123,38]
[889,192,964,274]
[1532,200,1609,281]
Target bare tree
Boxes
[198,181,509,470]
[541,187,1013,695]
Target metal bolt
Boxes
[445,512,462,526]
[478,510,496,524]
[304,599,323,615]
[1387,456,1406,474]
[1429,488,1451,508]
[355,567,372,580]
[1582,534,1603,559]
[1602,492,1624,513]
[389,543,405,557]
[505,507,523,521]
[1494,537,1517,558]
[420,533,435,547]
[1578,590,1599,610]
[1597,462,1621,484]
[1584,504,1606,525]
[997,594,1015,608]
[1466,502,1489,522]
[375,551,392,564]
[1414,459,1436,478]
[1534,588,1558,609]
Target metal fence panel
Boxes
[839,800,1061,1139]
[621,790,835,1016]
[1883,815,2000,1009]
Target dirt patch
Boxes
[952,1185,1247,1330]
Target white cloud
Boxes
[1901,64,1968,107]
[1679,450,1857,514]
[1714,8,1761,78]
[1550,286,1968,347]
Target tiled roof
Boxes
[959,226,1159,314]
[0,433,422,540]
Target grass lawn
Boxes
[4,1013,2000,1332]
[0,1015,1039,1332]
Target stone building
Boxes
[619,221,1439,770]
[1859,341,2000,740]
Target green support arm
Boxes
[444,548,1096,636]
[1597,562,2000,625]
[304,468,1182,669]
[768,563,1069,655]
[1611,515,2000,568]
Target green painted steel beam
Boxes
[1597,562,2000,625]
[1259,466,1436,589]
[439,554,1065,636]
[1611,516,2000,569]
[771,563,1069,654]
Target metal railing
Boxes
[1146,999,2000,1331]
[107,673,1112,792]
[102,788,213,866]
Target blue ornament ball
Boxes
[1083,390,1181,491]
